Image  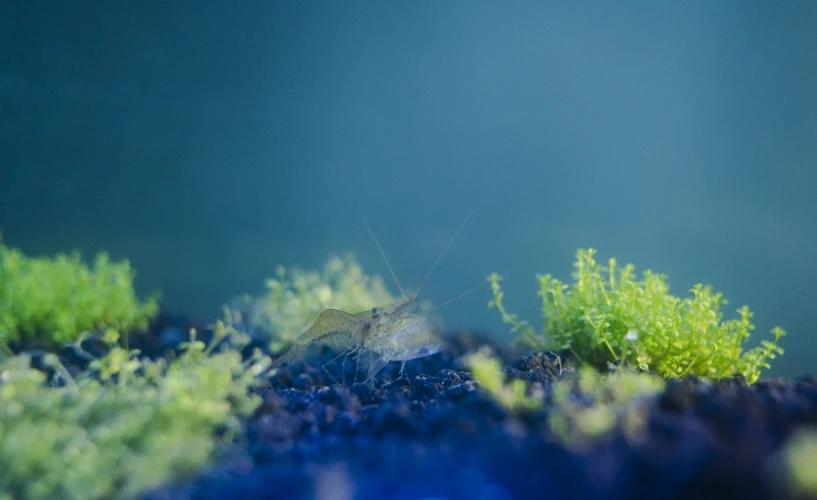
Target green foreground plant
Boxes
[775,427,817,498]
[0,238,158,347]
[462,349,664,444]
[464,347,541,413]
[548,366,665,445]
[0,324,269,500]
[489,248,784,382]
[228,254,394,351]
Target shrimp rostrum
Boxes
[272,213,473,387]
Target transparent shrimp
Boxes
[272,212,474,386]
[270,298,421,381]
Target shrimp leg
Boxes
[320,348,350,386]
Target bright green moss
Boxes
[464,347,541,413]
[0,323,269,500]
[228,254,395,351]
[0,238,159,347]
[489,248,785,383]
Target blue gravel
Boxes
[137,320,817,500]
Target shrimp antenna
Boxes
[423,281,486,315]
[412,210,474,302]
[361,219,407,300]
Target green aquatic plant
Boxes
[0,323,269,500]
[229,254,395,351]
[773,427,817,498]
[464,347,541,413]
[0,237,158,348]
[548,366,665,445]
[489,248,785,383]
[463,350,661,442]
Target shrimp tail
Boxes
[271,343,306,367]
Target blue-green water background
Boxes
[1,2,815,377]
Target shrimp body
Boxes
[270,308,369,367]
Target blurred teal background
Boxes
[1,2,815,377]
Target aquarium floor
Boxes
[139,324,817,500]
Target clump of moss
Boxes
[548,366,665,446]
[0,238,159,348]
[0,323,269,500]
[464,347,541,413]
[773,427,817,498]
[489,248,784,383]
[228,254,394,351]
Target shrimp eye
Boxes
[371,307,378,314]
